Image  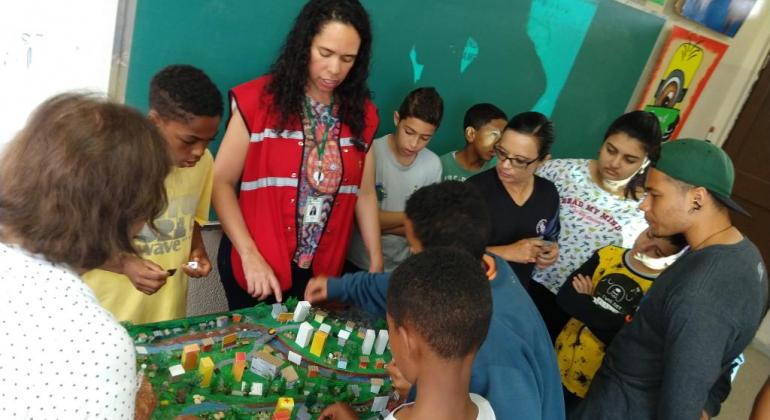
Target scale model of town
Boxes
[125,299,393,419]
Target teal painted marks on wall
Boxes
[528,0,599,117]
[408,45,424,83]
[460,37,479,74]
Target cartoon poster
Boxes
[637,26,728,140]
[676,0,758,37]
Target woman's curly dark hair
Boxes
[267,0,372,138]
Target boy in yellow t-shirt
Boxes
[83,65,222,323]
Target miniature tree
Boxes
[285,296,299,311]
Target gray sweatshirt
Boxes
[572,238,768,420]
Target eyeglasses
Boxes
[494,146,539,168]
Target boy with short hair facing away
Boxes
[440,103,507,182]
[84,64,222,323]
[346,87,443,273]
[308,181,565,420]
[321,247,496,420]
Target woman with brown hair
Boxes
[0,93,171,417]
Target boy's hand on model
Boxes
[182,248,212,278]
[386,361,412,400]
[571,274,594,295]
[122,256,168,295]
[319,403,359,420]
[305,276,329,303]
[242,252,283,302]
[535,241,559,268]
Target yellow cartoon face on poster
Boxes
[646,42,704,140]
[638,26,727,141]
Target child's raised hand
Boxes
[571,274,594,295]
[304,276,329,303]
[319,403,359,420]
[182,247,212,278]
[122,255,168,295]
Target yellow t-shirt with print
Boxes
[83,150,213,324]
[555,245,656,398]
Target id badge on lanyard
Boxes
[303,196,324,224]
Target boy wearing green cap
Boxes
[572,139,768,420]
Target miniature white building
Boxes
[362,329,376,355]
[370,377,384,394]
[293,301,311,322]
[288,350,303,366]
[271,303,284,319]
[250,382,263,396]
[337,357,348,369]
[372,395,389,413]
[216,315,229,328]
[318,323,332,334]
[296,322,314,348]
[337,329,351,346]
[250,353,282,379]
[374,330,389,355]
[168,364,185,382]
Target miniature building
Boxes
[152,329,163,338]
[359,355,369,369]
[288,350,303,366]
[309,330,328,357]
[216,315,229,328]
[250,382,263,396]
[370,377,384,394]
[308,365,319,378]
[372,396,389,413]
[345,321,356,331]
[232,313,242,323]
[221,332,238,350]
[318,323,332,334]
[201,337,214,352]
[199,357,215,387]
[271,303,283,319]
[181,343,200,370]
[313,310,328,324]
[337,357,348,369]
[250,352,283,379]
[362,329,376,355]
[295,322,314,348]
[374,330,389,355]
[273,397,295,420]
[337,329,351,346]
[262,344,276,354]
[232,352,247,382]
[375,358,385,369]
[281,366,299,388]
[293,301,311,322]
[277,312,294,323]
[168,364,185,382]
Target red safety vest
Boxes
[230,75,378,291]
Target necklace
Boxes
[692,224,733,250]
[303,96,335,184]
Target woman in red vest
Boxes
[213,0,382,309]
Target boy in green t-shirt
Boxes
[440,103,506,182]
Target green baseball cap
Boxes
[655,138,750,216]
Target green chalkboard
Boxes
[126,0,663,159]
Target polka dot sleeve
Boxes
[0,243,137,418]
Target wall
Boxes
[624,0,770,146]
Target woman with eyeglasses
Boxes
[467,111,560,291]
[530,111,661,340]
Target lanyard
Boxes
[303,97,335,161]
